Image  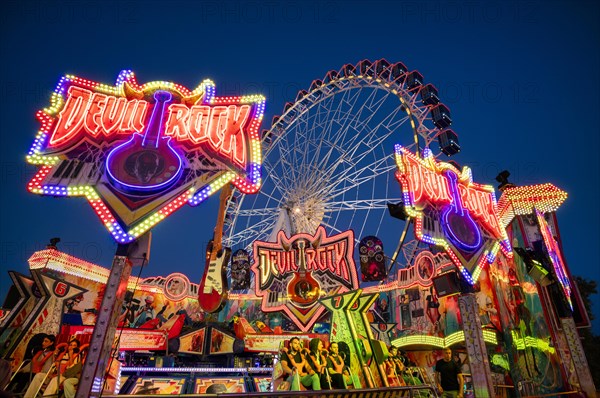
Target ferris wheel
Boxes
[223,59,459,273]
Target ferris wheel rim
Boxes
[223,59,455,258]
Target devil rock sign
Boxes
[394,145,512,285]
[252,226,359,332]
[26,71,265,243]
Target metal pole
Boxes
[458,293,495,398]
[559,317,596,396]
[387,219,412,276]
[75,243,132,397]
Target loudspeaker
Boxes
[387,201,408,221]
[528,263,552,287]
[127,231,152,266]
[432,270,461,297]
[371,340,389,364]
[514,247,553,287]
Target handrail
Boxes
[522,392,581,398]
[101,384,438,398]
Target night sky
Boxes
[1,1,598,333]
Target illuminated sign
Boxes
[252,226,359,332]
[497,183,567,227]
[391,329,498,349]
[394,145,512,284]
[535,209,573,310]
[26,71,265,243]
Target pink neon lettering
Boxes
[257,242,352,286]
[84,92,106,136]
[165,104,250,168]
[101,96,128,135]
[334,240,350,282]
[51,87,150,147]
[51,85,250,167]
[459,186,502,237]
[188,105,211,144]
[305,249,318,271]
[129,100,148,133]
[404,156,451,204]
[207,106,229,152]
[219,105,250,168]
[51,86,92,146]
[164,104,190,141]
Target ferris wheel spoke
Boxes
[313,89,382,158]
[300,98,352,184]
[310,107,400,190]
[227,212,280,242]
[257,188,288,208]
[322,198,402,211]
[235,206,282,217]
[322,157,395,202]
[329,105,405,178]
[342,155,396,186]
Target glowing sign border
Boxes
[252,226,359,332]
[497,183,567,227]
[25,71,266,243]
[394,145,512,284]
[535,209,573,310]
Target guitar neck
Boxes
[143,91,172,147]
[212,183,233,253]
[296,240,308,274]
[445,170,464,214]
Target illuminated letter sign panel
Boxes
[394,145,512,284]
[252,226,359,332]
[26,71,265,242]
[535,209,573,310]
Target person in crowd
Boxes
[306,338,336,389]
[326,342,350,389]
[0,358,11,396]
[386,346,406,386]
[21,334,56,398]
[43,338,82,398]
[435,348,464,398]
[279,337,320,391]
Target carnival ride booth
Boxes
[1,210,591,397]
[0,248,274,395]
[0,187,594,397]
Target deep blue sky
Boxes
[1,1,598,333]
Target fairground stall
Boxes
[1,60,596,397]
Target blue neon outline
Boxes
[142,90,172,148]
[105,135,184,193]
[440,170,482,252]
[105,90,184,193]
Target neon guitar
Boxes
[441,169,482,252]
[288,240,320,307]
[105,90,183,194]
[198,183,233,313]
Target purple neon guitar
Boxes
[441,170,482,252]
[105,90,182,194]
